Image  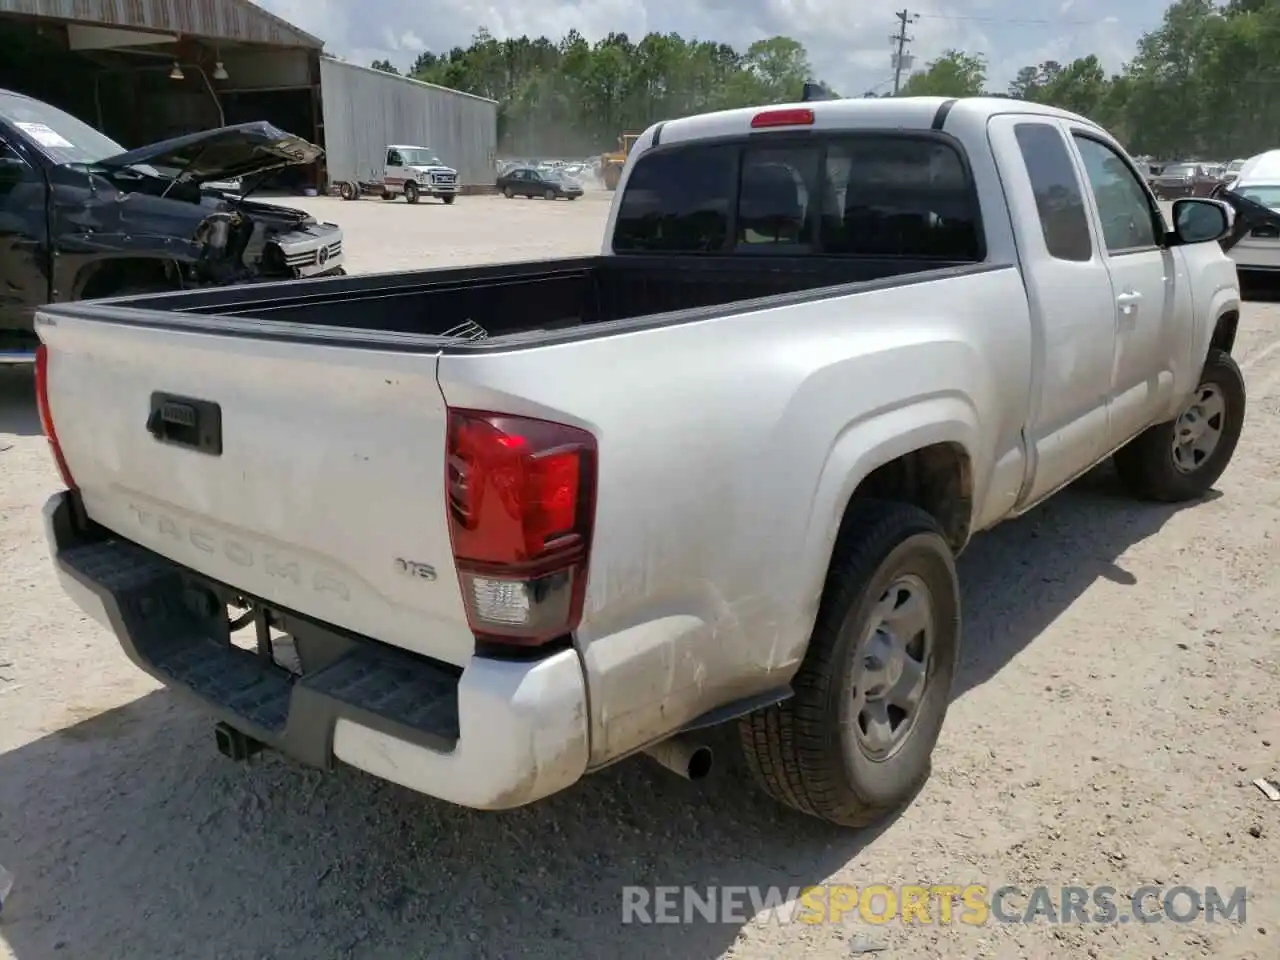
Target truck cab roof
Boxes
[645,96,1099,149]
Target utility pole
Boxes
[890,9,918,95]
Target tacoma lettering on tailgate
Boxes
[126,503,351,600]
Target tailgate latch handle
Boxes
[147,393,223,456]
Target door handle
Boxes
[1116,291,1142,315]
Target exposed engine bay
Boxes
[189,190,344,285]
[98,169,345,289]
[0,107,345,357]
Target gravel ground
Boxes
[1,193,1277,960]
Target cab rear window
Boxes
[612,134,983,260]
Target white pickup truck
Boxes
[37,97,1245,828]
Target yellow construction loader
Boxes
[600,133,642,190]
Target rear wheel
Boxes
[1113,348,1245,501]
[380,192,395,200]
[441,194,456,204]
[739,500,960,827]
[404,182,419,204]
[503,186,514,198]
[544,189,556,201]
[338,181,356,201]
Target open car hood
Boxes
[96,121,322,184]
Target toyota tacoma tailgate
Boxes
[35,308,477,667]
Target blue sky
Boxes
[255,0,1173,96]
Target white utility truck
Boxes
[335,144,459,204]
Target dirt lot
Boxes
[1,192,1277,960]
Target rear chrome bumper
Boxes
[43,491,590,810]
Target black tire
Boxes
[404,182,419,204]
[739,499,960,828]
[338,182,356,201]
[441,194,456,205]
[544,188,556,201]
[380,192,395,200]
[503,186,514,198]
[1113,348,1245,501]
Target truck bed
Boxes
[33,248,1001,683]
[65,254,985,347]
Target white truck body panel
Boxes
[38,96,1242,811]
[39,317,475,667]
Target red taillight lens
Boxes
[750,108,815,128]
[446,409,596,647]
[34,344,76,490]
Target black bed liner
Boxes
[37,254,1007,353]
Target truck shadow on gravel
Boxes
[0,464,1199,960]
[950,460,1206,699]
[0,366,38,436]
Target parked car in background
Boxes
[1221,158,1248,188]
[1151,161,1223,199]
[0,88,343,361]
[1220,150,1280,282]
[496,165,584,200]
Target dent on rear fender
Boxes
[578,570,797,765]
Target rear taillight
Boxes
[34,344,76,490]
[445,409,596,647]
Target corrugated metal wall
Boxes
[0,0,320,47]
[319,58,497,187]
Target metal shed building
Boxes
[0,0,325,188]
[0,0,498,190]
[318,58,497,190]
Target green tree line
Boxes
[373,0,1273,158]
[902,0,1278,158]
[397,29,819,156]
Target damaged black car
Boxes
[1,88,344,360]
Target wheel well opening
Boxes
[1211,311,1239,355]
[845,443,973,550]
[78,259,176,300]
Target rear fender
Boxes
[788,395,979,663]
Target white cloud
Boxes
[252,0,1168,96]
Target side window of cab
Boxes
[1071,135,1161,253]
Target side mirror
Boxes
[1171,198,1232,244]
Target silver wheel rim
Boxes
[1171,383,1226,474]
[850,574,933,761]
